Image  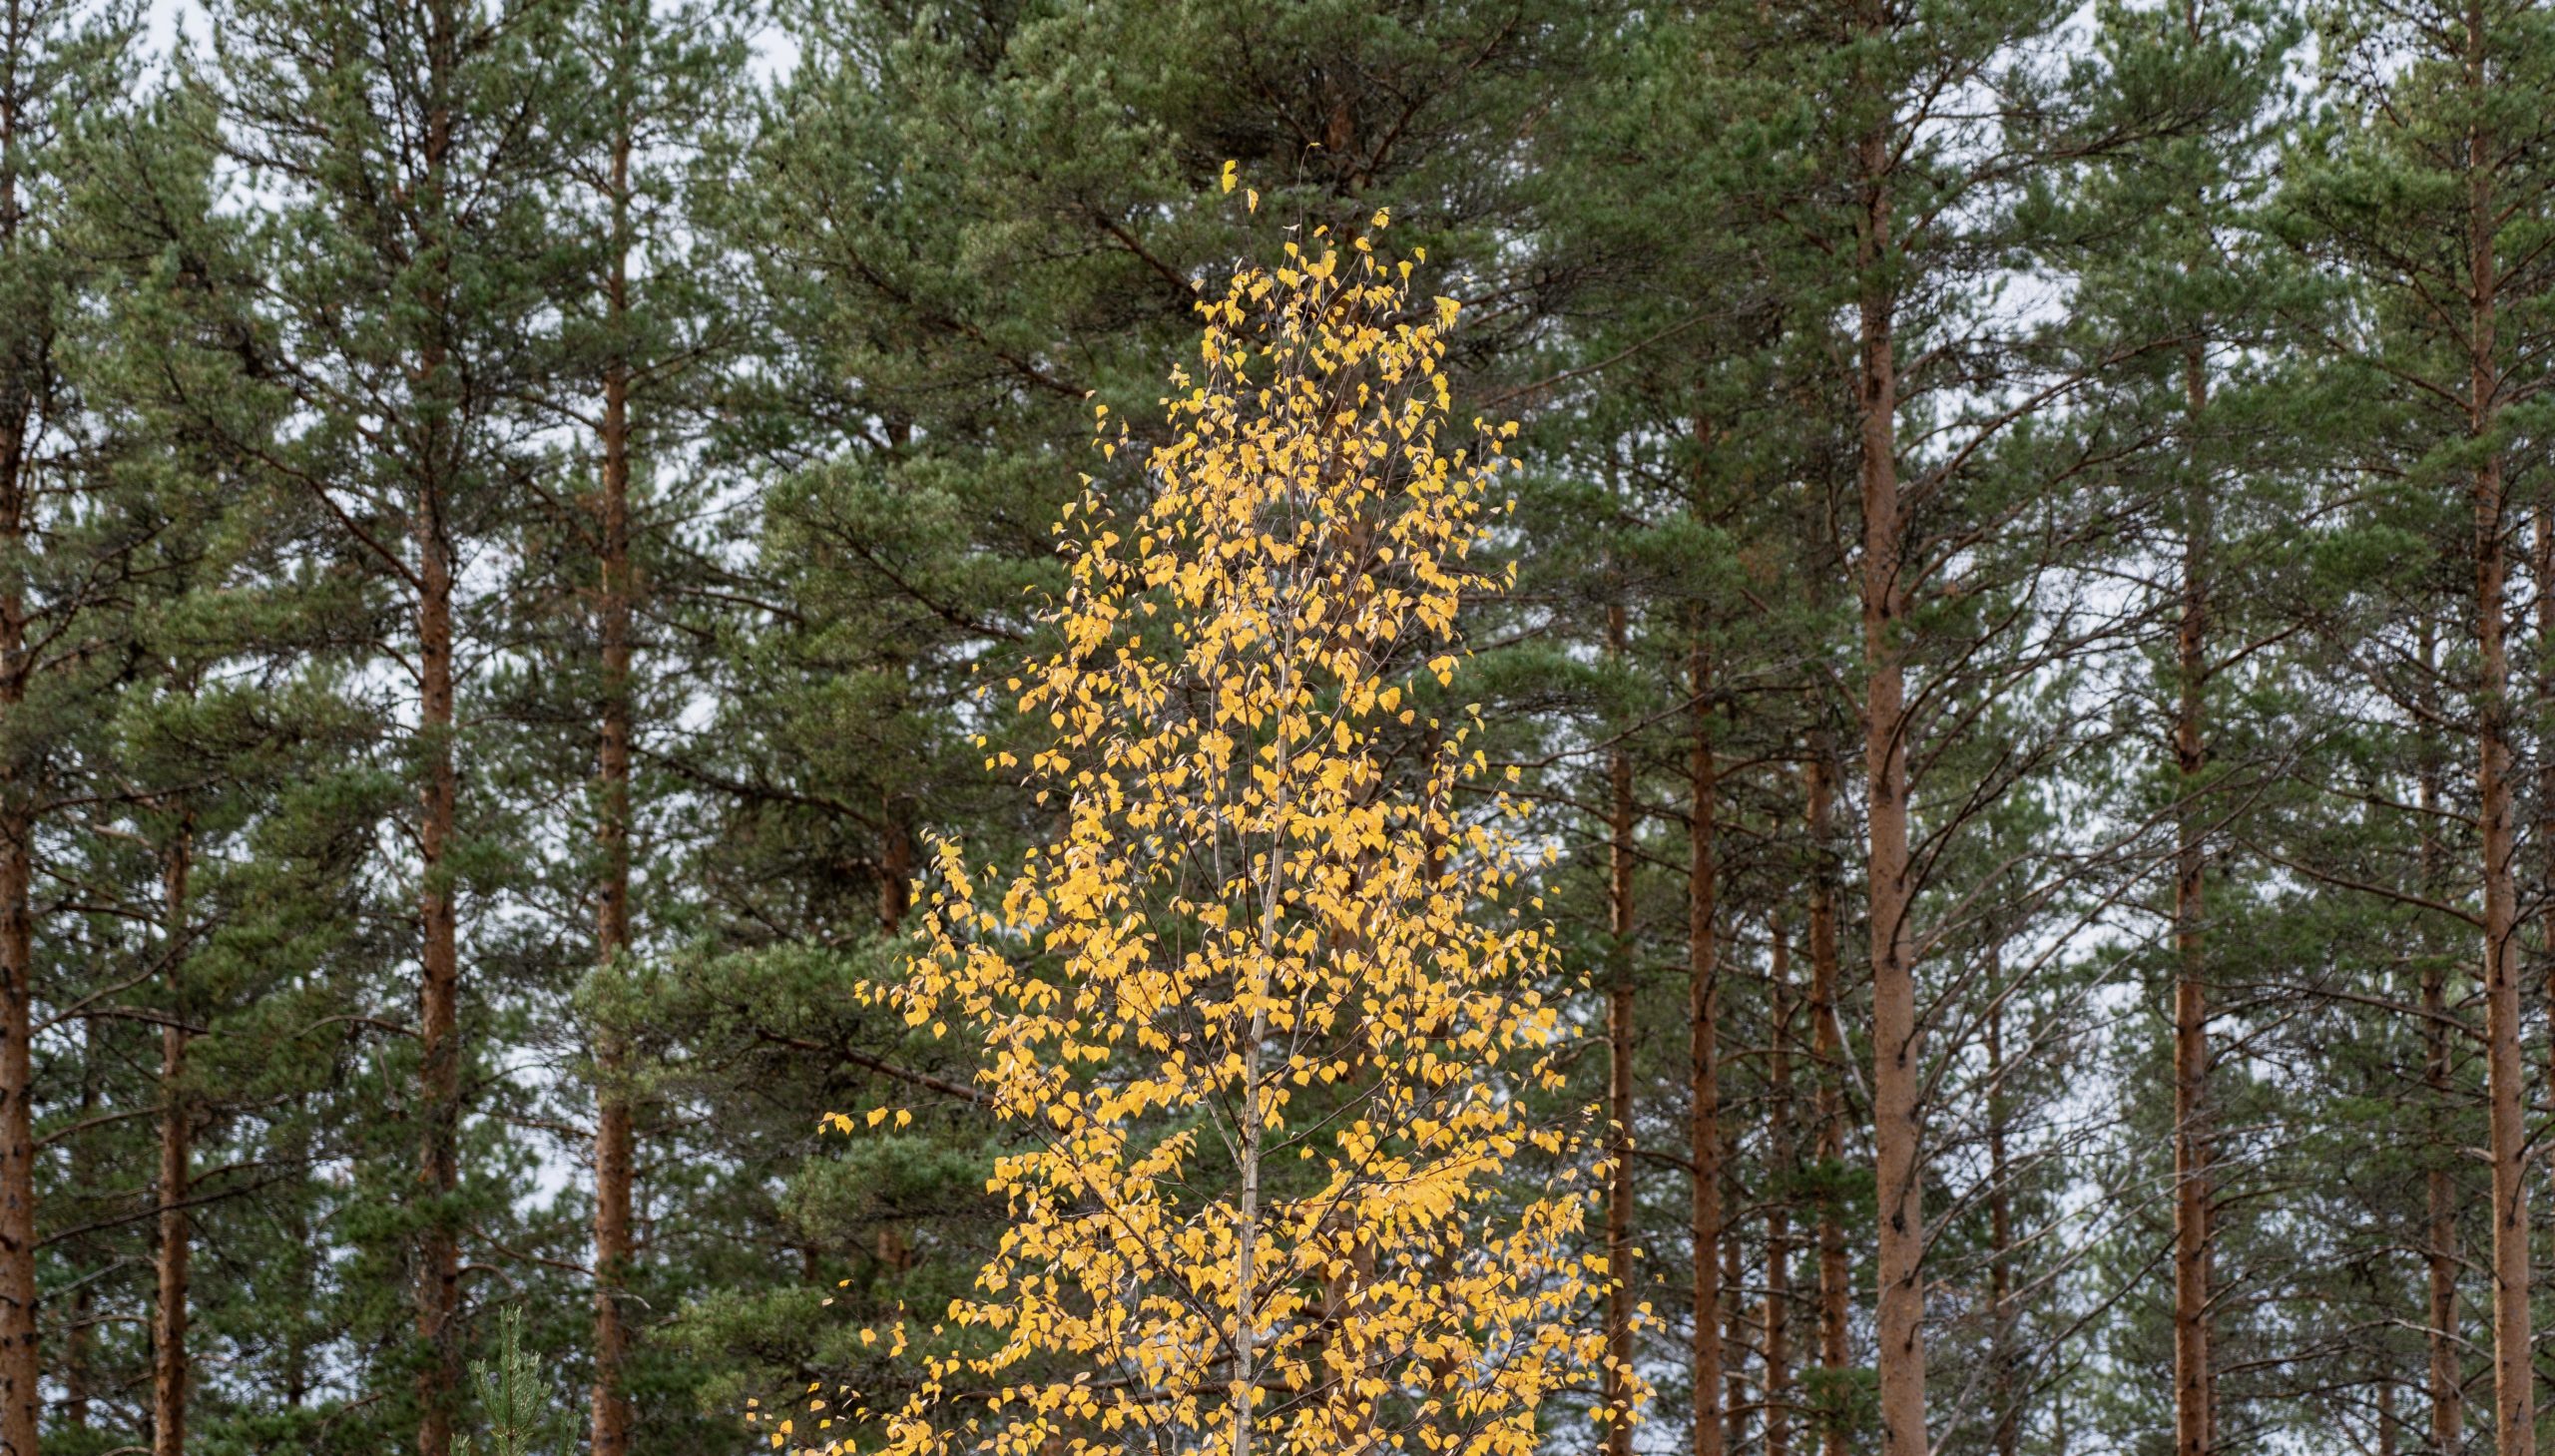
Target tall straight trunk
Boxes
[2173,343,2214,1456]
[416,493,462,1456]
[1765,922,1793,1456]
[1724,1226,1747,1456]
[1805,742,1848,1456]
[880,415,918,934]
[154,819,195,1456]
[1605,598,1637,1456]
[2424,954,2463,1456]
[1987,958,2017,1456]
[1691,642,1725,1456]
[589,58,639,1456]
[2540,462,2555,1446]
[0,685,29,1456]
[2477,396,2533,1450]
[0,84,38,1456]
[415,11,464,1453]
[2540,498,2555,1219]
[1854,89,1927,1456]
[64,1022,95,1433]
[2417,624,2462,1456]
[2462,9,2532,1444]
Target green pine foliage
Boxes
[8,1,2555,1454]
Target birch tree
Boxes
[821,214,1641,1456]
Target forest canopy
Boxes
[3,0,2553,1455]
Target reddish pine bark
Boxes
[2173,345,2214,1456]
[2416,628,2462,1456]
[1690,643,1724,1456]
[0,80,39,1451]
[413,13,466,1450]
[1988,964,2017,1456]
[154,820,195,1456]
[2460,7,2531,1444]
[589,76,638,1456]
[1854,93,1927,1456]
[1765,922,1793,1456]
[1805,743,1848,1456]
[1605,598,1637,1456]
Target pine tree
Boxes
[200,0,588,1445]
[1509,15,1873,1447]
[2278,0,2555,1446]
[57,62,421,1455]
[2064,3,2304,1446]
[0,3,151,1446]
[1696,3,2258,1445]
[509,2,752,1446]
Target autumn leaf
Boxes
[829,222,1644,1456]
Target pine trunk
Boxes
[1690,639,1724,1456]
[1805,742,1848,1456]
[2173,344,2213,1456]
[1724,1229,1747,1456]
[2463,8,2532,1442]
[154,822,195,1456]
[590,80,638,1456]
[1765,922,1793,1456]
[1988,965,2017,1456]
[2541,483,2555,1447]
[2424,963,2463,1456]
[415,10,464,1451]
[1606,598,1637,1456]
[0,351,37,1456]
[64,1024,95,1434]
[1856,99,1927,1456]
[2540,500,2555,1236]
[2416,644,2462,1456]
[416,497,463,1456]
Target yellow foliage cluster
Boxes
[809,212,1645,1456]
